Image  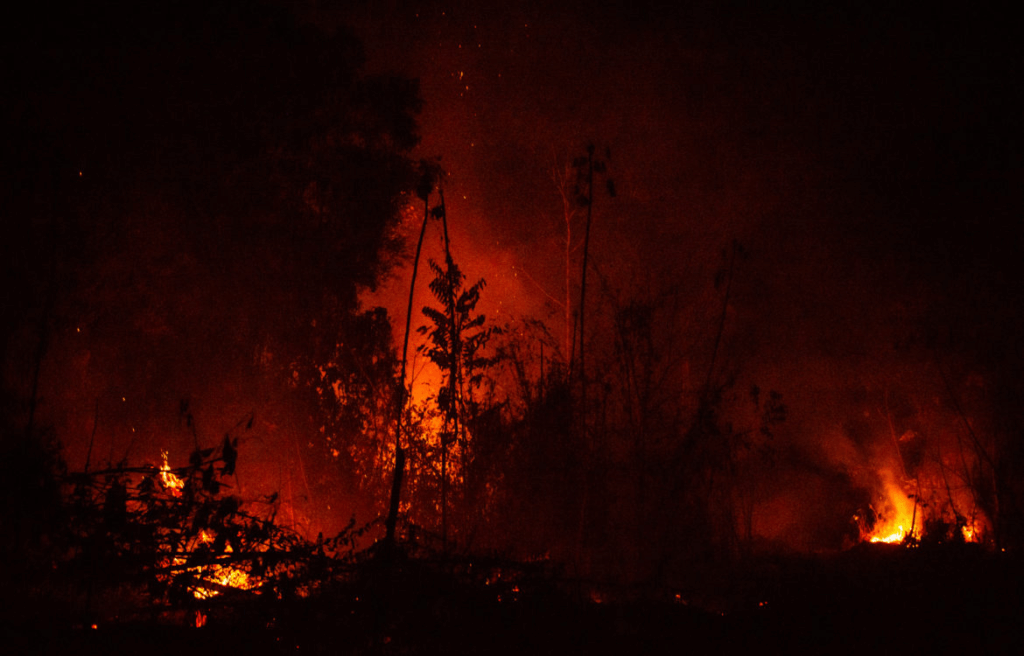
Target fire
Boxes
[855,464,989,546]
[159,450,184,496]
[163,545,257,600]
[154,453,259,599]
[189,543,257,600]
[864,473,921,545]
[870,525,910,544]
[191,562,254,599]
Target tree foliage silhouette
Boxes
[416,197,498,548]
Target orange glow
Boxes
[152,453,261,599]
[158,450,184,497]
[869,526,910,544]
[161,550,257,600]
[190,563,254,599]
[864,473,920,544]
[155,542,262,601]
[189,543,257,600]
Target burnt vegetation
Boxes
[3,2,1024,654]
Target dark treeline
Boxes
[2,0,419,524]
[1,0,421,621]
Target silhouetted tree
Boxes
[3,2,422,533]
[416,195,498,548]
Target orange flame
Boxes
[159,450,184,497]
[865,473,920,544]
[155,453,258,599]
[869,525,911,544]
[190,562,254,599]
[189,542,256,599]
[159,542,258,600]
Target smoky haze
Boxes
[337,1,1024,551]
[5,0,1022,573]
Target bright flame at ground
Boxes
[164,545,258,600]
[870,525,910,544]
[190,541,257,599]
[191,561,254,600]
[858,469,988,545]
[154,458,258,599]
[865,474,921,544]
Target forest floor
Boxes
[5,543,1022,655]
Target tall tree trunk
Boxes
[578,144,595,431]
[438,190,458,551]
[384,190,432,551]
[702,240,737,403]
[575,144,596,579]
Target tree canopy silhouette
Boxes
[2,2,424,550]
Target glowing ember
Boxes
[160,548,259,600]
[189,544,257,600]
[153,453,262,600]
[191,562,254,599]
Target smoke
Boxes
[11,1,1018,555]
[345,2,1020,551]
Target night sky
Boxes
[5,1,1023,553]
[335,1,1022,364]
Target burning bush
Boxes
[1,417,369,629]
